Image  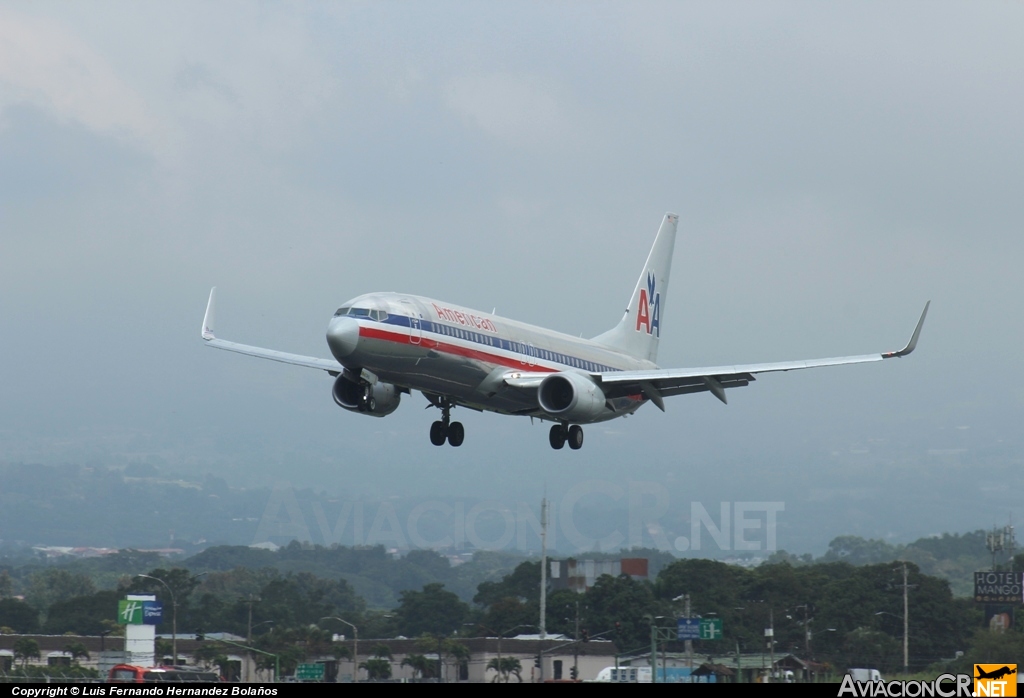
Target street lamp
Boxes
[874,611,908,673]
[320,617,358,683]
[135,572,206,668]
[472,624,535,682]
[135,574,177,667]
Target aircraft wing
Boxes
[595,302,930,409]
[200,288,343,374]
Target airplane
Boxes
[975,666,1016,680]
[200,213,929,450]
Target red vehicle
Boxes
[108,664,221,683]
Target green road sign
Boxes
[699,618,723,640]
[296,663,325,681]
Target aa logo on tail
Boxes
[975,664,1017,697]
[635,272,661,336]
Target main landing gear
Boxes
[549,423,583,450]
[428,398,464,447]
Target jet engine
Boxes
[332,374,400,417]
[538,371,608,423]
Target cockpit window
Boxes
[334,307,387,321]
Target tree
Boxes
[13,638,40,668]
[581,574,662,651]
[395,583,470,637]
[0,598,39,634]
[63,641,90,664]
[486,656,522,683]
[42,590,121,635]
[474,561,541,607]
[0,570,12,598]
[400,654,437,679]
[358,658,392,680]
[369,643,392,660]
[156,638,174,663]
[26,569,95,613]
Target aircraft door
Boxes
[527,342,537,367]
[409,315,422,345]
[400,299,423,345]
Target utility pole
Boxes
[1006,520,1016,573]
[987,526,1005,571]
[539,496,548,683]
[573,600,580,681]
[768,607,775,682]
[684,594,692,669]
[901,560,909,671]
[650,621,658,684]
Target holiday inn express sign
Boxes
[118,599,163,625]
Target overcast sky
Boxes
[1,1,1022,554]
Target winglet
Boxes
[202,287,217,340]
[883,301,929,358]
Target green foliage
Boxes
[26,568,95,613]
[0,598,39,634]
[395,583,470,637]
[63,640,90,663]
[42,590,121,635]
[486,656,523,682]
[6,664,99,679]
[369,643,392,659]
[155,638,173,662]
[578,575,662,651]
[474,561,541,607]
[13,637,40,666]
[185,544,524,608]
[400,653,437,679]
[358,657,392,680]
[0,570,12,598]
[944,630,1024,674]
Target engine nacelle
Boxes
[332,374,400,417]
[537,371,608,423]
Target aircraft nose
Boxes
[326,317,360,359]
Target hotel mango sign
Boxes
[974,572,1023,604]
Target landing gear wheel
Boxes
[429,421,447,446]
[549,425,566,450]
[568,425,584,450]
[447,421,465,447]
[367,397,376,412]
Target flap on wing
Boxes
[595,354,884,402]
[595,301,930,398]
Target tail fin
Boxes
[592,213,678,363]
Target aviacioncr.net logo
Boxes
[974,664,1017,697]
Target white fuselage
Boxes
[326,292,654,420]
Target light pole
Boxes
[321,616,358,683]
[135,572,206,668]
[875,610,908,674]
[472,624,534,682]
[136,574,177,667]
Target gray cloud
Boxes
[0,1,1021,553]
